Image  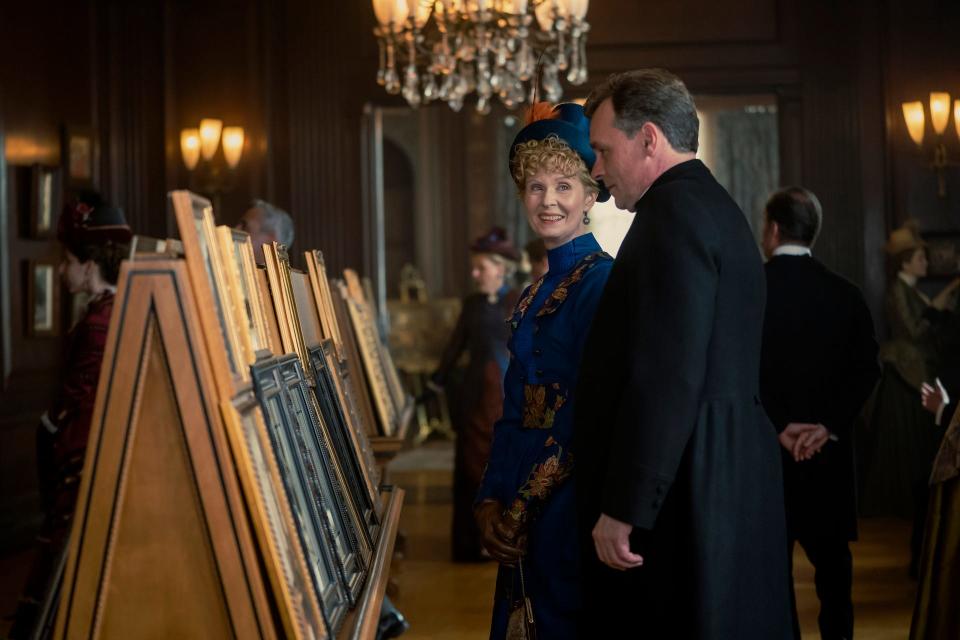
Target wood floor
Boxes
[389,443,917,640]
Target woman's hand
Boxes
[921,379,946,415]
[475,500,525,566]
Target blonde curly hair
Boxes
[510,135,600,196]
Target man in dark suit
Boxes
[574,68,792,638]
[759,186,880,640]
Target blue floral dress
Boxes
[476,233,613,639]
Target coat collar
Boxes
[632,159,709,210]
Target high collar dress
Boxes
[476,232,612,640]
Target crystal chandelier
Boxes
[371,0,591,113]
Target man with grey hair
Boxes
[236,198,295,264]
[573,68,792,637]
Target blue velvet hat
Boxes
[508,102,610,202]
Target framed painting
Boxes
[217,226,274,366]
[61,126,96,188]
[263,243,312,382]
[30,165,60,238]
[170,190,246,387]
[330,281,382,438]
[310,341,381,526]
[27,261,58,337]
[290,270,322,349]
[283,360,375,567]
[305,250,344,361]
[343,269,407,415]
[220,391,329,639]
[339,280,397,435]
[128,236,167,259]
[253,355,367,609]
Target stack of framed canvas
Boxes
[54,190,408,639]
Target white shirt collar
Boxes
[898,271,918,288]
[772,244,812,257]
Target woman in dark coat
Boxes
[432,228,520,562]
[910,403,960,639]
[860,222,959,573]
[473,102,613,639]
[9,192,131,638]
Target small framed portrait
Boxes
[61,126,97,188]
[924,232,960,278]
[30,165,61,238]
[27,261,59,337]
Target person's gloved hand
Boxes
[475,500,524,566]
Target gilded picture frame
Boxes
[29,164,60,238]
[220,390,329,640]
[305,250,344,361]
[216,226,274,364]
[330,282,383,438]
[252,355,369,607]
[339,279,397,436]
[263,242,312,383]
[310,341,382,525]
[26,261,58,337]
[170,190,246,387]
[343,269,407,414]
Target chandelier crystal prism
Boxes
[372,0,591,113]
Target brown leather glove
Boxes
[475,499,525,565]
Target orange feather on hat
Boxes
[524,101,559,125]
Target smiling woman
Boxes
[512,136,600,249]
[473,101,614,640]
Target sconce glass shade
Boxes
[902,101,925,146]
[180,128,201,170]
[221,126,245,169]
[955,99,960,141]
[930,92,951,136]
[199,118,223,160]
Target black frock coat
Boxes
[760,255,880,541]
[574,160,792,638]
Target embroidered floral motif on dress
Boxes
[506,446,573,523]
[522,383,567,429]
[510,277,544,329]
[536,251,610,318]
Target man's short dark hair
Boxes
[584,68,699,153]
[764,186,823,247]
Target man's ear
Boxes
[640,121,659,155]
[769,220,781,244]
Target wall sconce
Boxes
[901,91,958,198]
[180,119,244,170]
[179,118,245,214]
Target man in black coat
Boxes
[574,69,792,638]
[759,187,880,640]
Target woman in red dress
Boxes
[10,192,131,638]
